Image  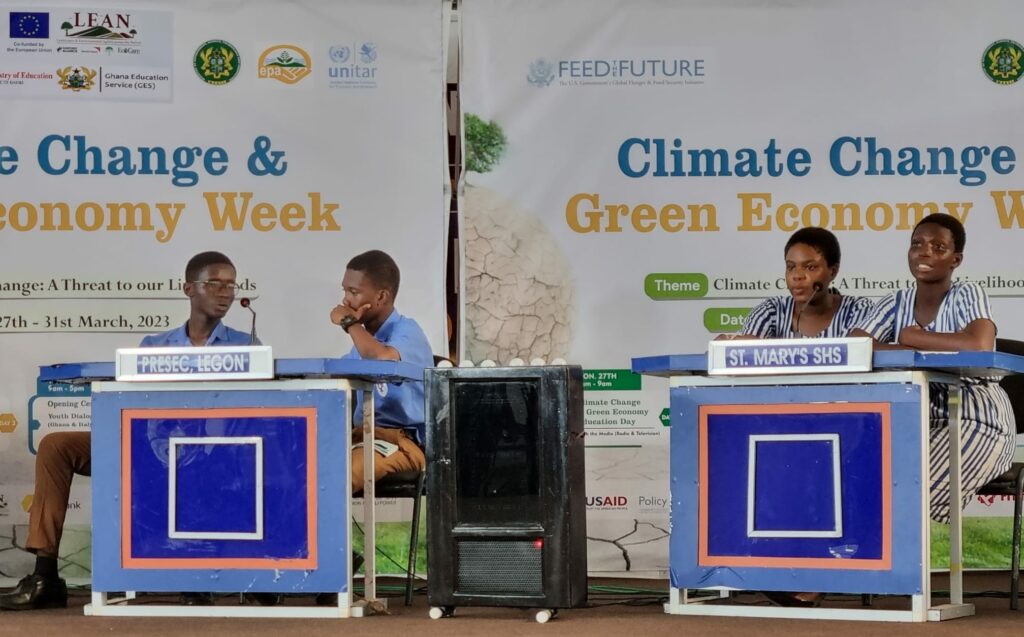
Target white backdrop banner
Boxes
[0,0,447,579]
[461,0,1024,574]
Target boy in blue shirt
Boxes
[330,249,433,494]
[0,251,251,611]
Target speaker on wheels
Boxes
[425,364,587,618]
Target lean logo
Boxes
[56,66,96,92]
[258,45,312,85]
[56,11,136,40]
[194,39,240,86]
[983,40,1024,85]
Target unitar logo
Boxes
[587,495,628,507]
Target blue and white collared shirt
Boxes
[742,293,874,338]
[139,321,256,347]
[343,309,432,444]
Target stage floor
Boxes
[3,573,1024,636]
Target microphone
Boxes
[791,282,824,336]
[240,297,257,345]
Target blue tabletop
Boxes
[39,358,424,384]
[632,350,1024,378]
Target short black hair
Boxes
[784,227,841,267]
[914,213,966,252]
[186,251,235,281]
[347,249,400,298]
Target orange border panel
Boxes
[697,402,892,571]
[120,407,318,570]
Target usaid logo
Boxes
[587,495,628,508]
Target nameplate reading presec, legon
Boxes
[115,346,274,381]
[707,337,872,376]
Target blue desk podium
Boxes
[39,353,423,618]
[633,341,1024,623]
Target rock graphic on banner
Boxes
[463,114,576,363]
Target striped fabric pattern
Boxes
[856,281,1015,523]
[741,293,875,339]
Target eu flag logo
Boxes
[10,12,49,39]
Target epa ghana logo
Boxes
[57,66,97,91]
[983,40,1024,85]
[258,45,312,84]
[194,39,240,85]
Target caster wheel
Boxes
[429,606,455,619]
[535,609,554,623]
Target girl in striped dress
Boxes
[740,228,875,608]
[852,213,1014,524]
[737,227,873,339]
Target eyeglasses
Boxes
[192,280,240,293]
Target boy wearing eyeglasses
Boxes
[139,251,253,348]
[0,251,254,611]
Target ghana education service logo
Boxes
[56,66,97,91]
[258,45,312,84]
[194,39,240,85]
[983,40,1024,85]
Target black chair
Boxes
[367,355,446,605]
[374,469,426,606]
[976,337,1024,609]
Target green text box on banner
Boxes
[583,369,641,391]
[704,307,751,333]
[644,273,708,300]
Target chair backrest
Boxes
[996,338,1024,434]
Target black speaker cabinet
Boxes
[425,364,587,614]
